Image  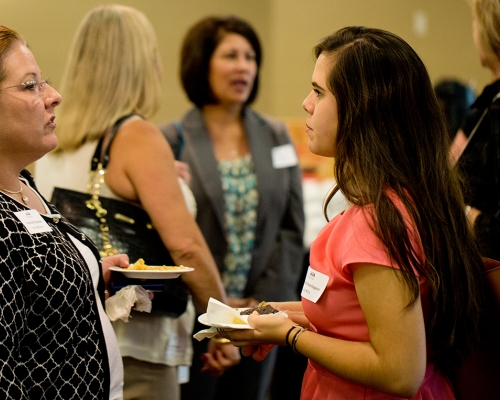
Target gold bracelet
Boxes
[210,336,231,344]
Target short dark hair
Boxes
[180,15,262,107]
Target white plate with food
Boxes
[109,266,194,279]
[198,312,252,330]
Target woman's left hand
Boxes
[101,254,130,291]
[228,312,296,361]
[201,341,241,376]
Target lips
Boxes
[46,115,56,128]
[230,79,249,90]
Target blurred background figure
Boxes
[160,14,305,400]
[36,5,235,400]
[451,0,500,261]
[434,78,475,140]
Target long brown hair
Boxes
[317,26,482,372]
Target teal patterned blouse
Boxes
[218,154,258,298]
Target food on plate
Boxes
[240,301,278,315]
[126,258,187,271]
[231,316,247,324]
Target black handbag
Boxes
[51,114,188,317]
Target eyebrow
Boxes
[312,81,325,91]
[13,72,37,83]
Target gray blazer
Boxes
[160,107,305,302]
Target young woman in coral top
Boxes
[228,26,484,400]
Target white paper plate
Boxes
[198,312,253,329]
[109,266,194,280]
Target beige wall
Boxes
[2,0,490,124]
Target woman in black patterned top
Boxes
[0,26,128,399]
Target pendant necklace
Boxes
[1,184,29,205]
[230,149,239,158]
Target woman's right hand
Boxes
[173,160,192,185]
[466,206,481,226]
[201,340,241,377]
[228,312,296,361]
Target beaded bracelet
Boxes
[291,327,309,355]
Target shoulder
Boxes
[245,108,287,131]
[114,118,168,147]
[158,120,184,145]
[244,108,291,143]
[158,108,202,140]
[120,117,159,135]
[110,118,175,167]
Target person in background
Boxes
[0,25,129,399]
[160,15,305,400]
[434,78,475,140]
[35,5,237,400]
[228,26,483,400]
[450,0,500,261]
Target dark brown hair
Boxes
[180,15,262,107]
[317,26,483,373]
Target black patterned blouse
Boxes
[0,170,110,399]
[460,79,500,260]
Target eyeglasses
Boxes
[0,78,52,95]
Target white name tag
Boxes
[166,332,190,363]
[271,144,299,169]
[301,266,329,303]
[14,210,53,234]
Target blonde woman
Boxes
[36,5,238,400]
[450,0,500,261]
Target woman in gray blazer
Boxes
[160,15,305,400]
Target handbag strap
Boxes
[456,92,500,162]
[91,113,141,171]
[171,121,185,160]
[86,114,140,257]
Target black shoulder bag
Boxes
[51,115,188,317]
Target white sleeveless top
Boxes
[36,140,196,369]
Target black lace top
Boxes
[0,170,109,399]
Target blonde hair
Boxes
[55,4,162,152]
[472,0,500,58]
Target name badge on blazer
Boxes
[272,144,299,169]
